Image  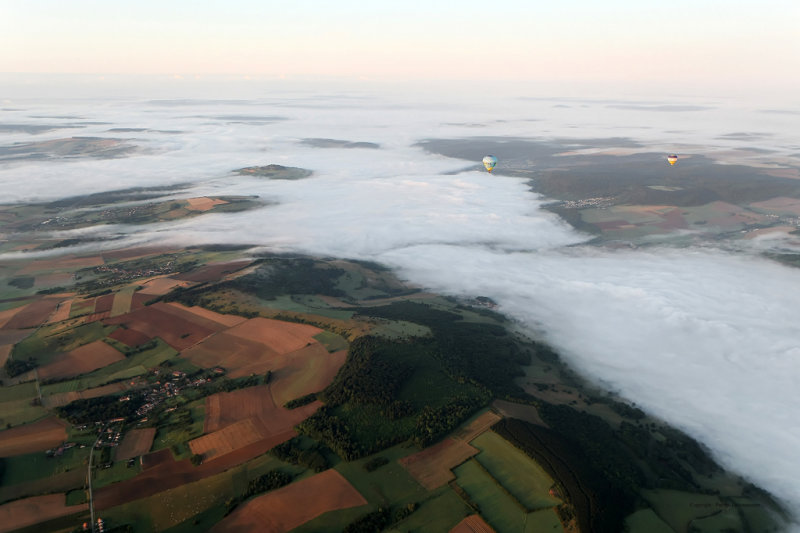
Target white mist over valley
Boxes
[2,86,800,528]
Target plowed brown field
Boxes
[137,277,189,295]
[399,438,479,490]
[203,386,320,434]
[38,340,125,380]
[33,272,73,288]
[164,302,247,329]
[0,345,11,367]
[452,411,502,442]
[0,417,68,456]
[226,317,322,353]
[450,514,496,533]
[167,303,247,328]
[268,344,347,406]
[189,418,267,460]
[0,493,88,533]
[115,428,156,461]
[172,260,252,283]
[0,305,27,329]
[18,255,103,274]
[108,326,151,347]
[180,331,275,376]
[43,381,131,409]
[194,385,320,461]
[491,400,547,427]
[104,303,221,351]
[95,430,298,510]
[211,469,367,533]
[94,293,115,313]
[2,298,61,329]
[186,197,228,211]
[46,299,73,323]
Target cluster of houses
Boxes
[81,517,104,532]
[90,258,178,286]
[44,440,78,457]
[132,369,214,422]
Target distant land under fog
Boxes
[0,94,799,533]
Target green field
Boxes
[690,505,747,532]
[384,490,471,533]
[313,330,349,352]
[642,489,726,533]
[260,295,354,319]
[66,488,88,506]
[371,319,432,340]
[0,383,44,427]
[471,431,561,511]
[453,459,530,533]
[12,321,114,367]
[336,445,427,506]
[40,338,177,396]
[93,458,142,489]
[0,397,50,427]
[105,453,299,533]
[1,446,89,486]
[0,297,33,312]
[525,508,565,532]
[0,381,38,402]
[151,399,206,454]
[624,509,675,533]
[295,444,471,533]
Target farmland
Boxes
[0,417,68,456]
[0,248,789,532]
[0,493,88,533]
[115,428,157,461]
[211,469,367,533]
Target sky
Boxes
[2,0,799,99]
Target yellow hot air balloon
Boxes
[667,154,678,166]
[482,155,498,172]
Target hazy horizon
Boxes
[2,0,800,100]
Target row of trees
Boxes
[3,357,37,377]
[342,503,418,533]
[224,470,293,515]
[269,437,329,472]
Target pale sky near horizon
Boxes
[2,1,799,97]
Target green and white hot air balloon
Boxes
[482,155,498,173]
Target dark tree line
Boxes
[269,437,329,472]
[56,393,143,424]
[4,358,37,377]
[284,392,316,409]
[225,470,293,515]
[343,503,418,533]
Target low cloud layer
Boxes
[2,93,800,528]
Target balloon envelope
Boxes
[482,155,498,172]
[667,154,678,166]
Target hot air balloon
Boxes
[667,154,678,166]
[482,155,498,172]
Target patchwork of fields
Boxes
[0,248,785,532]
